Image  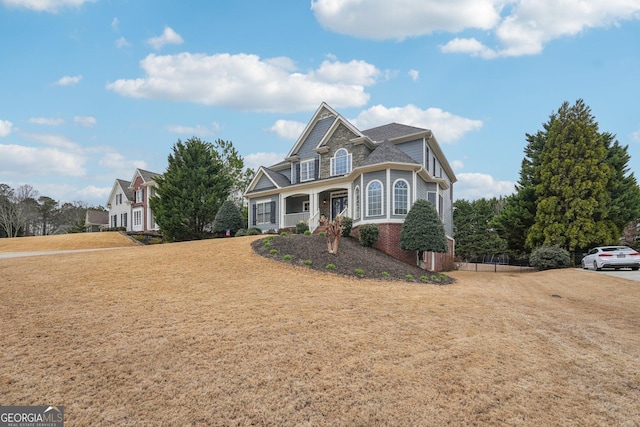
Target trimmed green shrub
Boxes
[381,271,390,278]
[400,199,447,253]
[283,254,292,261]
[358,224,379,247]
[354,268,365,276]
[304,230,312,236]
[295,221,309,234]
[212,200,245,237]
[247,227,262,235]
[280,231,288,237]
[269,249,278,255]
[263,241,271,248]
[235,229,247,237]
[341,217,353,237]
[421,275,429,282]
[304,260,312,266]
[319,231,326,237]
[406,274,414,280]
[326,263,336,270]
[530,245,570,270]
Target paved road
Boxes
[580,266,640,281]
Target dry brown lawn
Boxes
[1,233,639,426]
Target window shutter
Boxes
[295,163,300,183]
[314,158,319,179]
[270,201,276,223]
[252,204,257,226]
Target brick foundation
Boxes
[353,223,455,272]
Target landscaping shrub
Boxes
[326,263,336,270]
[295,221,309,234]
[354,268,365,276]
[530,245,571,270]
[246,227,262,235]
[341,217,353,237]
[235,229,247,237]
[358,224,379,247]
[283,254,292,260]
[304,230,312,235]
[212,200,244,237]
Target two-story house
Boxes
[106,168,161,233]
[244,103,456,269]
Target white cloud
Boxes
[74,116,96,127]
[146,26,184,50]
[312,0,640,58]
[451,160,464,170]
[1,0,93,13]
[77,185,112,204]
[98,150,147,173]
[28,117,64,126]
[107,53,378,113]
[244,152,287,170]
[631,130,640,143]
[0,144,86,177]
[269,120,305,140]
[311,0,499,40]
[166,123,218,136]
[115,36,130,48]
[352,104,483,143]
[0,120,13,137]
[111,17,119,31]
[55,75,82,86]
[455,172,515,200]
[408,69,419,81]
[21,132,80,150]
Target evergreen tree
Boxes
[400,199,448,255]
[151,137,243,241]
[212,200,244,237]
[526,100,614,250]
[453,198,507,259]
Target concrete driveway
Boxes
[580,267,640,281]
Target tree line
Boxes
[0,183,99,238]
[454,99,640,260]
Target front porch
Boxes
[282,189,350,231]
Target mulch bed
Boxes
[251,233,454,285]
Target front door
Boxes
[331,195,348,220]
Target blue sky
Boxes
[1,0,640,206]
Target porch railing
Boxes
[283,212,310,228]
[309,210,321,233]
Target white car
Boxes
[581,246,640,271]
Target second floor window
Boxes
[331,148,352,176]
[300,159,315,182]
[135,189,144,203]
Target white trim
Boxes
[386,169,391,219]
[300,158,315,182]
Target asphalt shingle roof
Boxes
[262,167,291,188]
[117,179,134,201]
[361,139,419,167]
[361,123,428,142]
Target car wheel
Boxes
[594,261,602,271]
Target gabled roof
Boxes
[361,139,419,167]
[361,123,430,142]
[106,178,133,207]
[130,168,161,186]
[286,102,364,159]
[86,209,108,226]
[244,166,291,194]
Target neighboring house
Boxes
[85,209,109,232]
[106,168,162,233]
[105,179,133,230]
[244,103,457,269]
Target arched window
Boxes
[331,148,352,176]
[354,186,361,220]
[367,180,383,216]
[393,180,409,215]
